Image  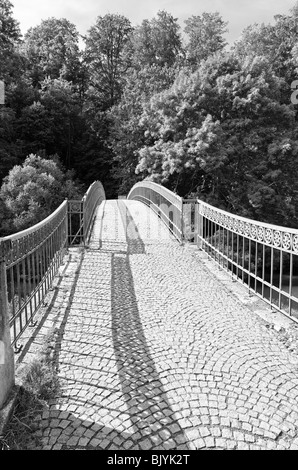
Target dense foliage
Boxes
[1,0,298,235]
[0,154,83,233]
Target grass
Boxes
[0,327,61,450]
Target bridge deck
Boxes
[17,200,298,450]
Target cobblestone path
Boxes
[19,200,298,450]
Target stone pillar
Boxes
[0,241,15,410]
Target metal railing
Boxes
[127,181,184,241]
[0,181,105,350]
[68,181,105,246]
[128,180,298,322]
[0,201,68,351]
[197,200,298,321]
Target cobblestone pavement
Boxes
[17,200,298,450]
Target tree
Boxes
[0,0,21,64]
[72,105,117,198]
[108,64,178,193]
[0,2,35,182]
[16,77,84,168]
[0,195,11,235]
[130,10,183,69]
[233,6,298,84]
[0,0,23,84]
[0,106,21,182]
[184,12,228,66]
[22,18,82,87]
[84,14,133,109]
[39,77,82,167]
[0,0,20,44]
[0,154,83,232]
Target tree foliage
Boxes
[184,12,228,66]
[233,8,298,84]
[133,53,298,225]
[0,154,83,233]
[130,10,183,69]
[84,14,133,109]
[108,64,179,193]
[22,18,82,86]
[0,0,25,99]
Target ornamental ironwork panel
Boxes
[197,199,298,322]
[198,200,298,255]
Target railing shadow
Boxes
[117,200,146,255]
[111,201,189,448]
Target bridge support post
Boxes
[180,201,184,244]
[83,196,87,247]
[197,202,203,250]
[0,241,15,410]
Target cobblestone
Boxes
[16,200,298,450]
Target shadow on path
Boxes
[111,202,189,448]
[117,200,146,255]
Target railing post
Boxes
[83,196,87,247]
[0,241,15,409]
[65,200,69,248]
[180,200,184,244]
[197,201,202,250]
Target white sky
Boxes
[11,0,297,46]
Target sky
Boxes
[11,0,297,46]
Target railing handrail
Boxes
[83,181,105,244]
[197,199,298,236]
[68,180,105,246]
[0,200,68,243]
[128,181,183,208]
[84,180,104,200]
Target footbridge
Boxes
[1,180,298,450]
